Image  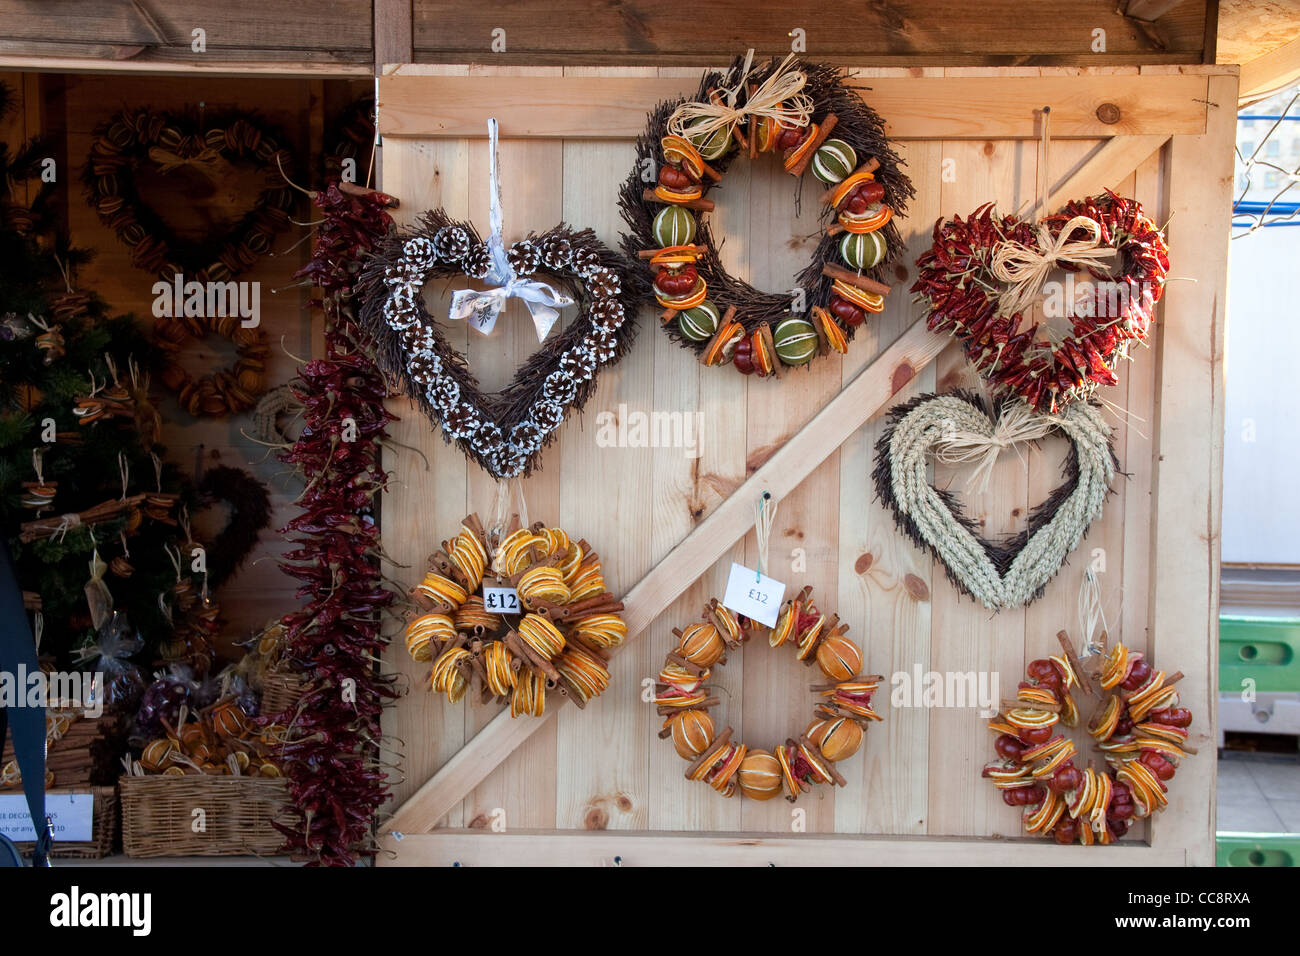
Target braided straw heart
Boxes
[874,392,1116,611]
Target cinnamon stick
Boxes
[821,263,892,297]
[1056,630,1095,697]
[787,113,838,179]
[1002,697,1063,715]
[638,245,706,260]
[656,697,719,717]
[800,736,847,787]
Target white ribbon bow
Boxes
[447,118,573,340]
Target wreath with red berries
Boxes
[985,632,1194,846]
[913,191,1169,414]
[656,589,881,801]
[619,53,912,379]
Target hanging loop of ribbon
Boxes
[754,491,777,582]
[447,118,573,341]
[666,50,814,144]
[989,105,1115,319]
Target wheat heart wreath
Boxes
[359,121,638,480]
[873,391,1118,611]
[619,51,913,378]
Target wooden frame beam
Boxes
[380,830,1189,866]
[377,72,1211,140]
[1239,36,1300,104]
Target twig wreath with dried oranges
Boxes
[620,51,912,379]
[656,588,881,801]
[406,513,627,717]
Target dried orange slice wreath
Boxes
[657,587,881,801]
[984,631,1195,845]
[405,513,626,717]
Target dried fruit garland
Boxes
[271,182,400,866]
[407,514,626,715]
[358,215,638,479]
[658,589,880,801]
[984,633,1194,845]
[913,191,1169,413]
[620,52,913,379]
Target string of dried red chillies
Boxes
[271,182,400,865]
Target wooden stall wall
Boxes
[375,65,1233,864]
[8,72,370,649]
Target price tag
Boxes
[0,792,94,842]
[721,561,785,628]
[483,586,521,614]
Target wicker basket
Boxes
[261,671,306,716]
[12,786,117,859]
[120,776,289,857]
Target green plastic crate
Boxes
[1219,616,1300,694]
[1216,833,1300,867]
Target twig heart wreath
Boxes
[619,51,913,378]
[873,391,1117,611]
[360,120,638,479]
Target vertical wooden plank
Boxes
[1148,74,1235,865]
[836,132,941,836]
[640,67,750,835]
[460,124,566,830]
[554,129,657,831]
[925,118,1035,837]
[378,68,472,826]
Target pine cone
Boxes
[428,377,460,413]
[587,266,622,299]
[401,236,438,273]
[400,322,437,356]
[585,328,619,364]
[408,352,442,386]
[533,399,565,432]
[508,241,542,277]
[570,245,601,278]
[539,233,573,272]
[462,242,492,279]
[434,226,471,262]
[443,401,480,440]
[589,299,626,332]
[559,346,597,383]
[509,420,543,453]
[541,370,577,406]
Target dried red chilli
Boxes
[264,182,402,867]
[911,190,1168,413]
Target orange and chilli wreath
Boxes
[984,632,1195,845]
[406,513,627,717]
[620,52,912,379]
[657,587,881,801]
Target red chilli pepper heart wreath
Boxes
[657,591,881,801]
[912,191,1169,414]
[619,51,913,378]
[359,122,637,479]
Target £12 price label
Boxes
[483,586,520,613]
[721,562,785,628]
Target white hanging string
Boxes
[754,492,777,581]
[1076,564,1109,661]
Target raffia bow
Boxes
[989,214,1117,319]
[932,399,1060,495]
[666,50,815,143]
[147,145,222,174]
